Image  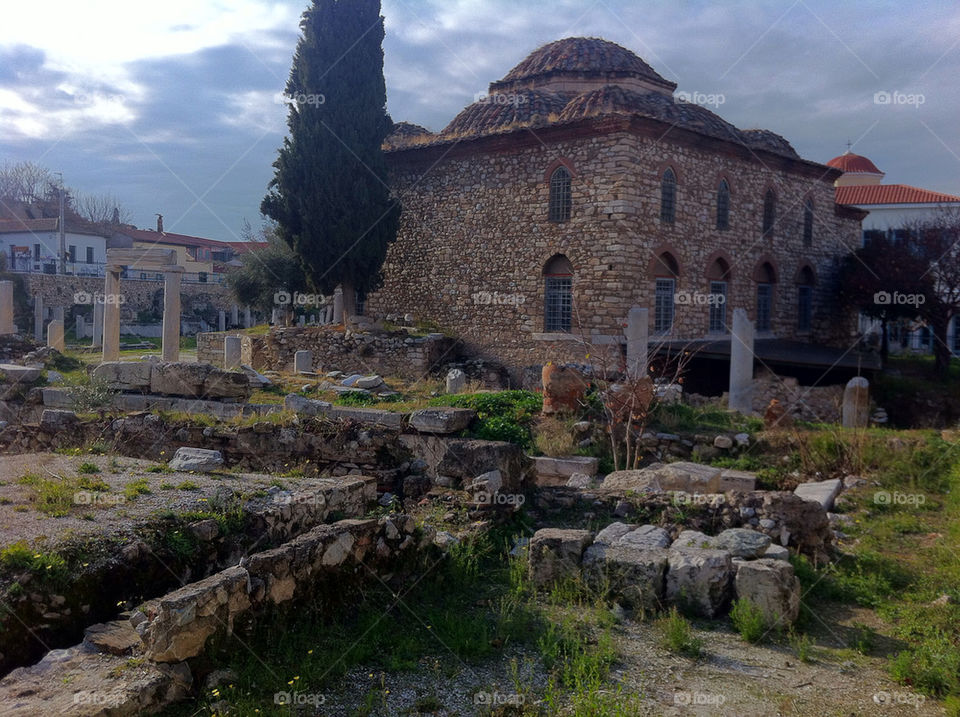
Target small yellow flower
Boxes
[307,649,313,655]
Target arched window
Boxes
[762,189,776,239]
[802,198,814,247]
[754,261,777,332]
[660,168,677,224]
[548,166,571,222]
[707,257,731,333]
[653,251,679,332]
[543,254,573,332]
[716,179,730,230]
[796,265,815,332]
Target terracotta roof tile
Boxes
[835,184,960,206]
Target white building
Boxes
[0,217,111,276]
[829,150,960,354]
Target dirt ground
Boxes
[0,451,294,549]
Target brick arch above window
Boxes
[752,256,779,283]
[795,262,817,285]
[543,157,577,182]
[648,245,682,278]
[654,160,683,184]
[704,251,733,281]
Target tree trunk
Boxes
[932,316,951,379]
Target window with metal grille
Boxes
[660,168,676,223]
[86,247,94,264]
[716,180,730,230]
[797,285,812,332]
[548,166,571,222]
[756,283,772,331]
[762,189,776,239]
[803,198,814,246]
[709,281,727,332]
[544,276,572,331]
[655,277,675,332]
[355,289,366,317]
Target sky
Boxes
[1,0,958,243]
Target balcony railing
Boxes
[3,260,225,284]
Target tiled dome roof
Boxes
[492,37,676,94]
[826,151,882,175]
[383,121,433,149]
[442,88,571,137]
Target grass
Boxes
[122,479,152,500]
[0,540,69,582]
[16,472,111,517]
[159,526,641,716]
[729,598,768,643]
[429,390,542,448]
[657,607,702,657]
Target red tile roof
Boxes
[826,152,883,175]
[0,217,58,234]
[836,184,960,206]
[119,227,229,249]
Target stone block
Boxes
[528,528,593,588]
[794,478,842,512]
[409,407,475,434]
[92,361,152,391]
[713,528,772,559]
[666,548,733,618]
[532,455,598,486]
[169,447,224,473]
[734,558,801,625]
[0,364,42,384]
[582,544,668,610]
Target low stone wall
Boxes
[196,332,268,368]
[0,515,438,715]
[26,273,235,324]
[0,475,376,676]
[198,326,460,378]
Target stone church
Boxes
[369,37,865,372]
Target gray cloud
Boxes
[1,0,958,241]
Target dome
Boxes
[383,121,432,149]
[489,37,676,96]
[826,151,882,175]
[442,88,570,137]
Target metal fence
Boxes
[3,261,225,284]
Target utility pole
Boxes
[56,172,66,274]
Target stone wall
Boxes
[198,326,459,378]
[25,273,235,325]
[368,119,862,370]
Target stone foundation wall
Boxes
[197,326,459,378]
[25,273,235,324]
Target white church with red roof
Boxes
[828,149,960,244]
[829,149,960,353]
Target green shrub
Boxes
[334,390,377,406]
[77,462,100,474]
[430,390,542,448]
[657,607,702,657]
[890,637,960,697]
[730,598,768,643]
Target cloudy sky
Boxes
[1,0,958,242]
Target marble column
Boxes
[224,336,242,369]
[92,302,104,348]
[244,306,252,329]
[33,294,44,341]
[728,308,755,414]
[47,319,65,351]
[0,281,14,335]
[102,269,121,362]
[625,306,648,379]
[842,377,870,428]
[162,270,182,362]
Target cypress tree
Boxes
[262,0,399,305]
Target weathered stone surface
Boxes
[144,567,251,662]
[794,478,842,511]
[284,394,407,429]
[470,469,503,495]
[399,435,531,491]
[620,524,671,549]
[594,521,633,546]
[666,548,733,618]
[0,363,42,383]
[734,558,801,625]
[541,364,586,414]
[409,407,476,434]
[582,544,668,610]
[565,472,593,488]
[91,360,153,391]
[533,455,598,486]
[714,528,772,558]
[168,447,224,473]
[602,461,722,493]
[671,530,717,549]
[83,620,142,656]
[446,368,466,393]
[718,469,757,492]
[40,409,78,430]
[150,361,212,396]
[528,528,593,588]
[763,544,790,561]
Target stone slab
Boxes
[794,478,842,511]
